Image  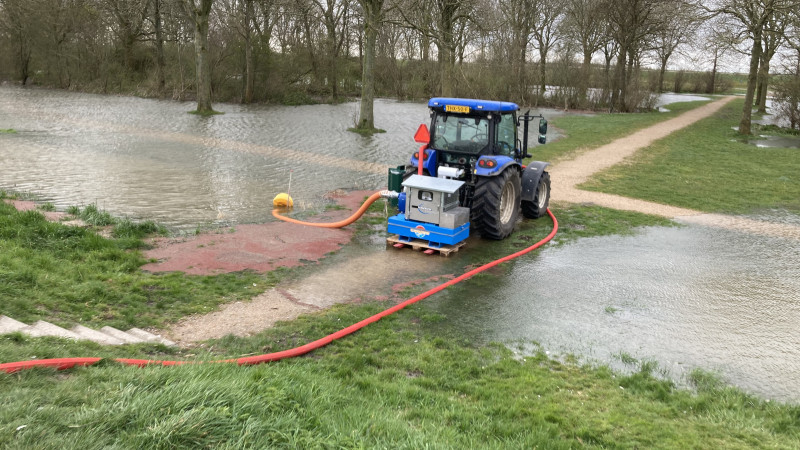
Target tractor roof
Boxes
[428,97,519,113]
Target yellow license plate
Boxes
[445,104,470,114]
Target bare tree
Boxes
[0,0,35,84]
[180,0,215,113]
[150,0,168,96]
[606,0,665,111]
[755,10,788,112]
[99,0,150,70]
[310,0,351,100]
[562,0,608,100]
[529,0,565,99]
[354,0,385,130]
[395,0,472,96]
[705,0,800,134]
[497,0,535,103]
[653,1,700,93]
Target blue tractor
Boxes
[389,97,550,245]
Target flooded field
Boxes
[2,86,798,401]
[422,223,800,402]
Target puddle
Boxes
[748,135,800,149]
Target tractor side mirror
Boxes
[414,124,430,144]
[537,118,547,144]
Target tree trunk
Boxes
[183,0,215,113]
[357,0,381,129]
[579,51,592,103]
[739,31,762,135]
[708,52,718,95]
[757,57,770,113]
[539,47,547,97]
[240,0,255,104]
[194,12,213,112]
[611,47,627,112]
[153,0,166,97]
[658,58,668,93]
[439,43,455,97]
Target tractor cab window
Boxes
[432,114,490,154]
[496,113,516,156]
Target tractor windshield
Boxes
[431,114,490,154]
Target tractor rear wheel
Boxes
[471,168,521,240]
[521,171,550,219]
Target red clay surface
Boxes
[4,199,71,222]
[140,190,375,275]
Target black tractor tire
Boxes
[521,171,550,219]
[471,168,521,240]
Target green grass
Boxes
[0,128,17,134]
[581,99,800,214]
[529,100,709,164]
[1,300,798,448]
[2,194,798,446]
[347,126,387,136]
[0,202,281,330]
[36,202,55,212]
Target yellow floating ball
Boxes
[273,193,294,207]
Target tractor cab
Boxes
[423,98,547,168]
[429,98,519,160]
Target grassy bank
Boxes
[0,199,278,330]
[530,100,709,164]
[581,99,800,214]
[2,299,799,448]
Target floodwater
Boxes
[2,86,798,401]
[749,135,800,149]
[424,223,800,402]
[0,86,429,229]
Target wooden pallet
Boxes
[386,235,466,256]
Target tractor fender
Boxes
[474,155,519,177]
[410,147,438,177]
[521,161,550,202]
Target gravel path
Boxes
[550,96,800,240]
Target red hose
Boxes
[1,208,557,374]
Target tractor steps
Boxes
[386,235,466,257]
[0,315,175,346]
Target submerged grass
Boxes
[581,99,800,214]
[1,300,798,448]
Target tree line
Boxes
[1,0,799,132]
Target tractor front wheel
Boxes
[471,169,521,240]
[521,171,550,219]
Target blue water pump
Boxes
[387,175,470,248]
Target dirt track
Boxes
[549,95,800,240]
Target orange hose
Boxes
[271,191,384,228]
